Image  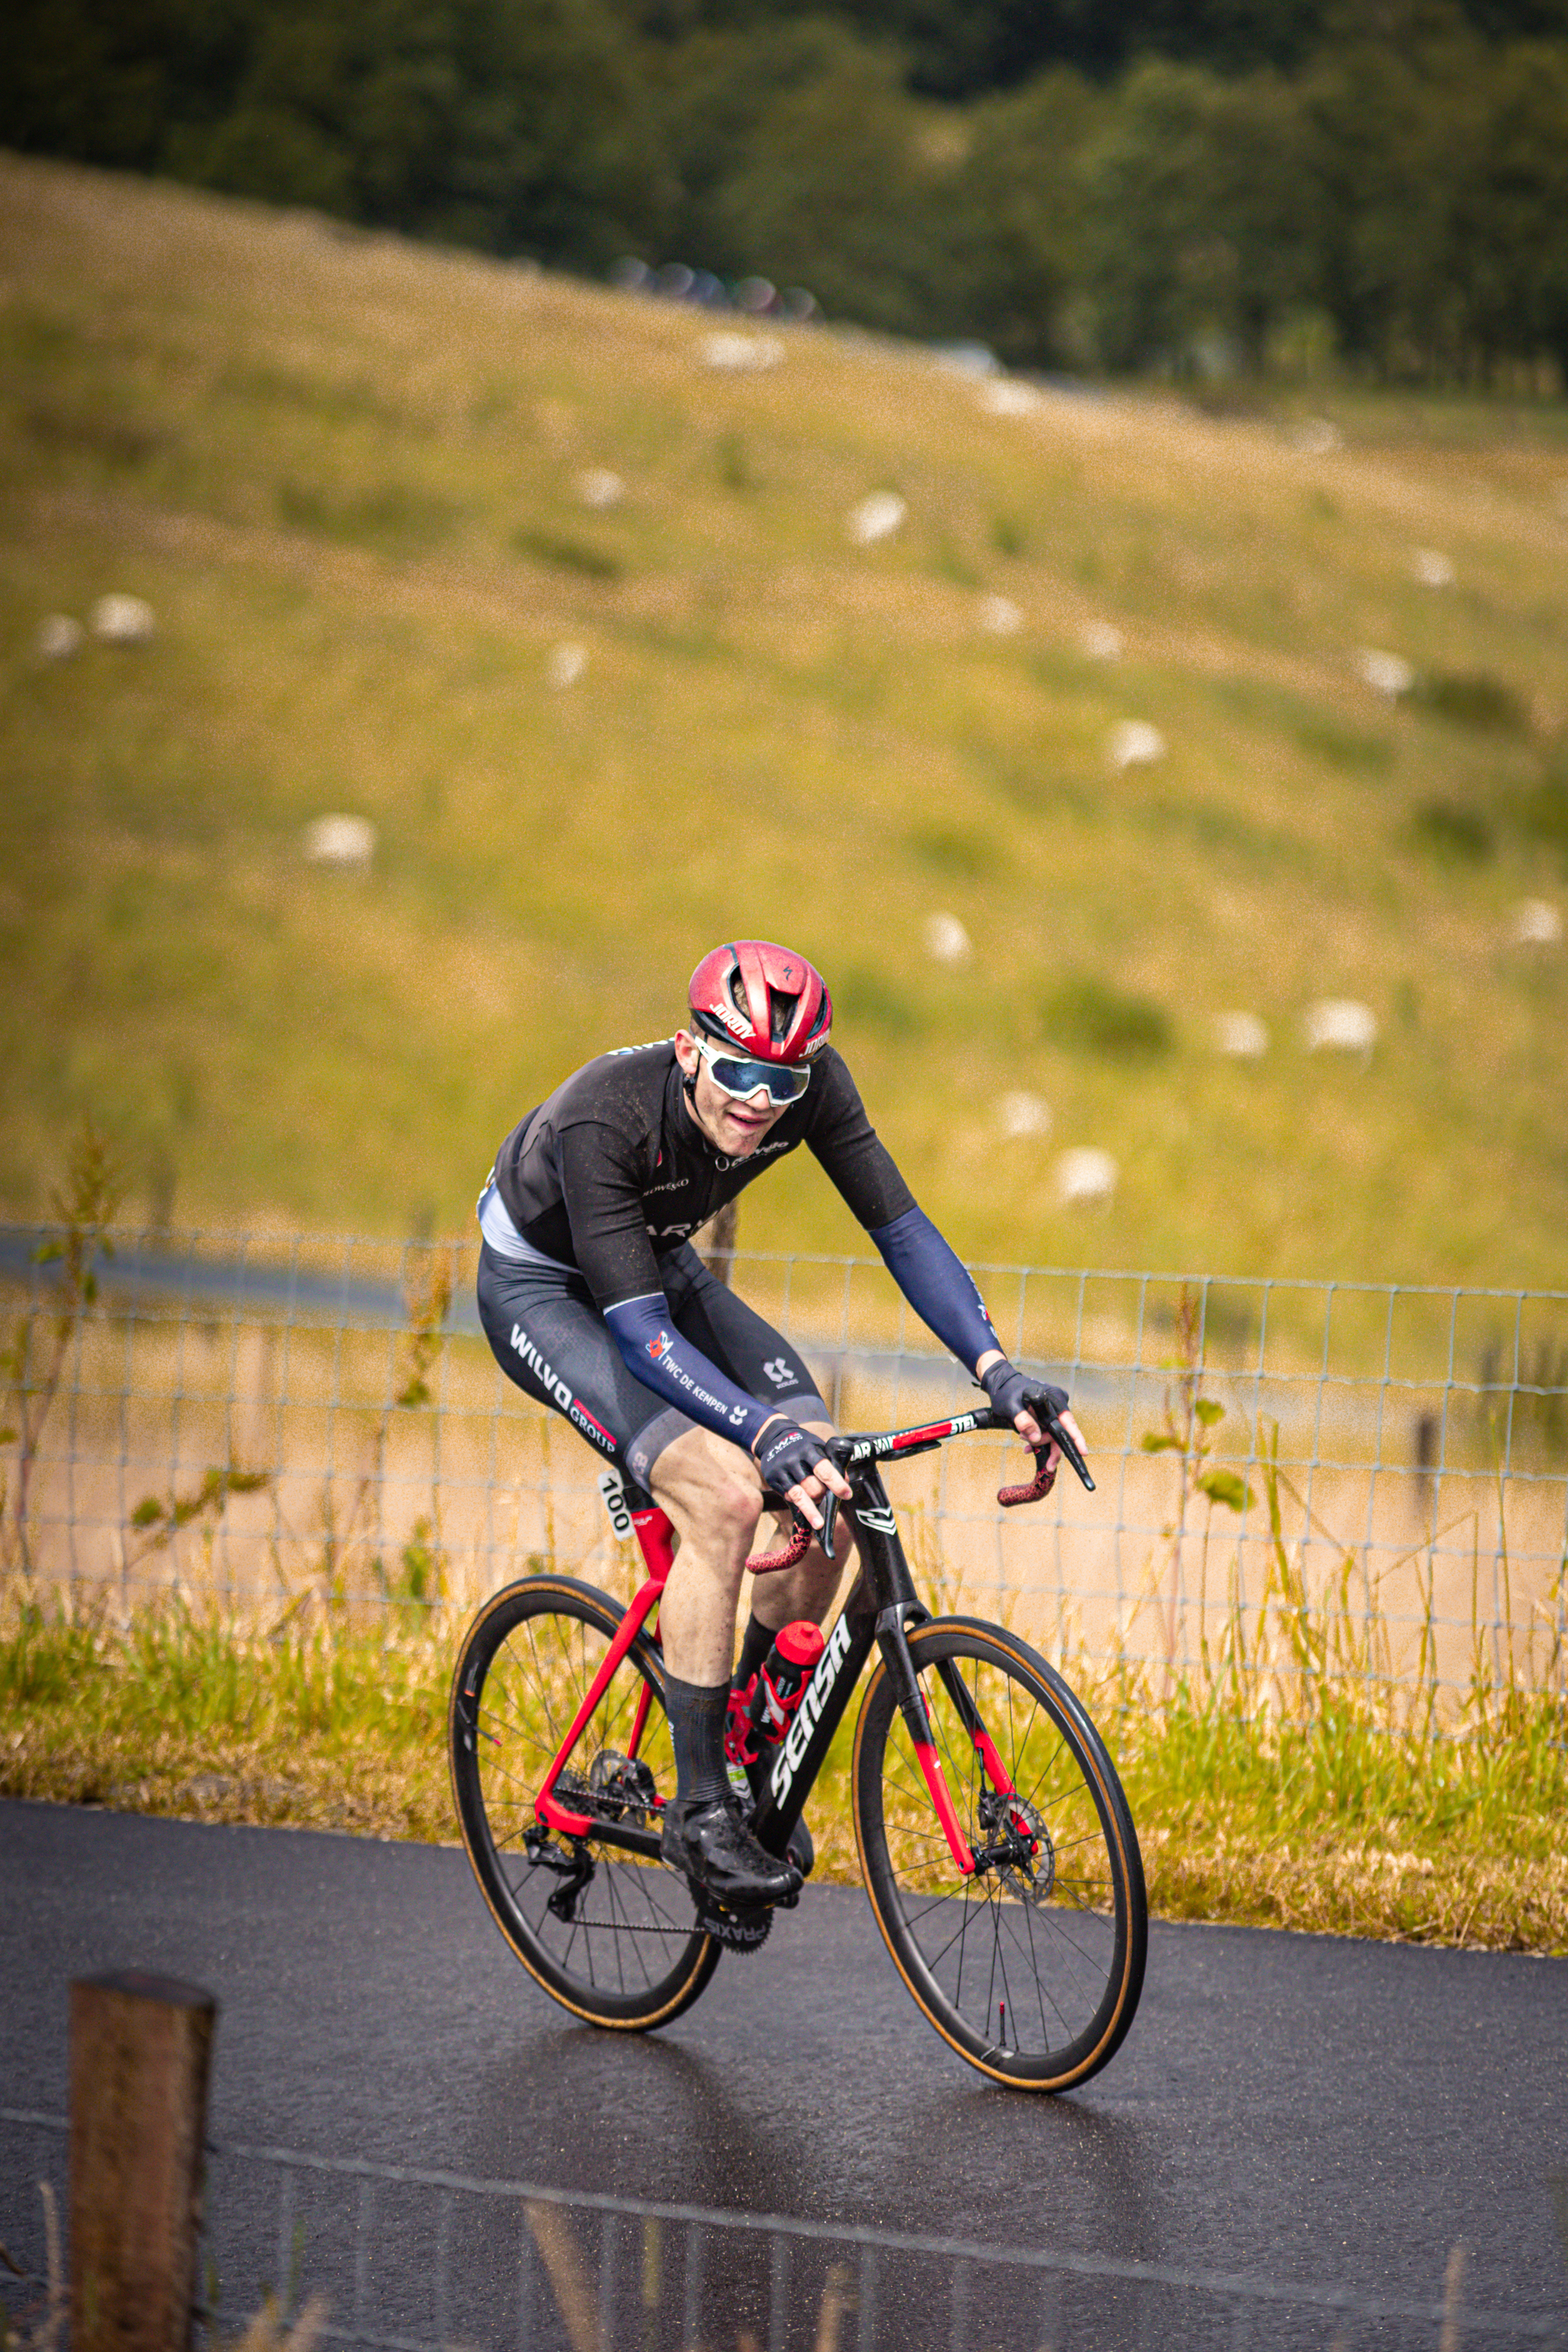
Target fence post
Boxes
[70,1969,219,2352]
[696,1198,738,1287]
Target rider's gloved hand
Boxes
[752,1417,833,1498]
[979,1359,1069,1430]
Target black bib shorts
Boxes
[477,1240,828,1502]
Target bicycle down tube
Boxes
[526,1410,1036,1879]
[750,1452,979,1877]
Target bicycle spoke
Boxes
[454,1588,713,2026]
[863,1628,1138,2082]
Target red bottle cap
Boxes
[775,1620,826,1667]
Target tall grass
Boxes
[4,1184,1563,1949]
[5,1497,1563,1952]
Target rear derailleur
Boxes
[524,1821,596,1922]
[524,1754,662,1922]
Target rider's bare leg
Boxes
[648,1425,804,1907]
[651,1421,855,1680]
[650,1425,767,1685]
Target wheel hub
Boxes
[976,1788,1056,1904]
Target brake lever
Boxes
[1040,1403,1095,1492]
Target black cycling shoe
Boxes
[661,1795,802,1913]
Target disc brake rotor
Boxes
[978,1788,1057,1904]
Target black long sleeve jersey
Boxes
[488,1041,916,1314]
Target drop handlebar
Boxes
[748,1399,1091,1574]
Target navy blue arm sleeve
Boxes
[603,1294,775,1453]
[869,1206,999,1373]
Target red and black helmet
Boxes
[687,942,833,1065]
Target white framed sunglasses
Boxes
[693,1031,812,1105]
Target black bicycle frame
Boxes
[750,1456,931,1860]
[528,1405,1034,1875]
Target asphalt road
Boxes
[3,1801,1566,2345]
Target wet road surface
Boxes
[3,1801,1565,2343]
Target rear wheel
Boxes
[448,1576,720,2029]
[852,1617,1146,2089]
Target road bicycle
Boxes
[448,1405,1147,2092]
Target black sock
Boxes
[733,1610,776,1689]
[664,1675,732,1809]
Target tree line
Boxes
[6,0,1568,384]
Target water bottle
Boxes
[749,1621,826,1747]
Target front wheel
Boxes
[852,1617,1146,2090]
[448,1576,720,2030]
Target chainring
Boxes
[691,1900,773,1954]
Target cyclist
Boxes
[475,941,1083,1920]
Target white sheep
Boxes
[37,615,84,660]
[303,815,376,869]
[91,594,155,644]
[700,332,783,372]
[848,492,906,546]
[1358,649,1414,698]
[1412,550,1454,588]
[978,381,1045,418]
[1057,1148,1117,1205]
[576,469,625,510]
[979,595,1022,636]
[1512,898,1563,946]
[998,1091,1051,1139]
[1215,1012,1269,1058]
[1081,622,1123,661]
[924,912,971,964]
[1109,720,1165,771]
[1304,999,1377,1056]
[547,643,587,689]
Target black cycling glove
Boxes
[979,1359,1069,1429]
[753,1417,831,1496]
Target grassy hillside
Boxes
[3,151,1567,1286]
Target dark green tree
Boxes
[708,38,949,330]
[938,70,1098,367]
[1079,58,1319,372]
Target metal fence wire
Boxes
[2,2111,1565,2352]
[2,1224,1566,1713]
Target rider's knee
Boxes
[656,1432,764,1549]
[706,1470,765,1548]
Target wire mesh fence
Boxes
[2,1223,1566,1715]
[3,2110,1564,2352]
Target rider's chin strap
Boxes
[678,1058,731,1159]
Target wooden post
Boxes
[70,1970,218,2352]
[696,1197,739,1287]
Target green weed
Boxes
[1044,976,1174,1058]
[908,822,994,878]
[1411,800,1494,862]
[510,526,622,579]
[275,479,461,550]
[1415,670,1529,734]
